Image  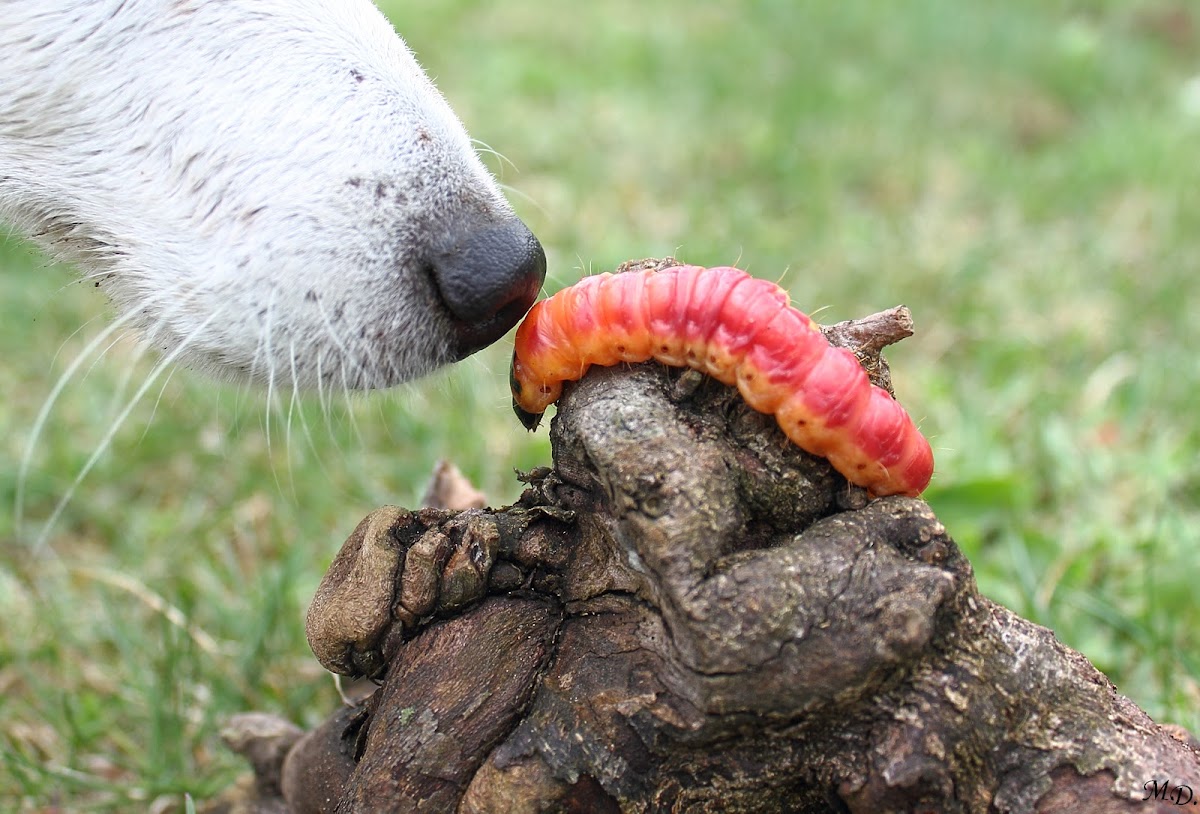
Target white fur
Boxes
[0,0,528,390]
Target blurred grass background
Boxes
[2,0,1199,808]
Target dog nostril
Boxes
[430,217,547,357]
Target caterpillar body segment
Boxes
[510,265,934,497]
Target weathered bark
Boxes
[219,307,1199,814]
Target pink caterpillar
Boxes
[510,265,933,497]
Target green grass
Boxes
[3,0,1199,808]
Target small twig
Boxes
[821,305,915,396]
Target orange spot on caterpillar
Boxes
[510,265,934,497]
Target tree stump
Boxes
[218,308,1200,814]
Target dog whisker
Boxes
[287,339,336,490]
[16,295,172,542]
[258,288,279,464]
[472,138,518,175]
[31,307,224,555]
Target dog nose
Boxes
[430,217,547,358]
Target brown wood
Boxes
[217,298,1200,814]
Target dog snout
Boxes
[431,217,547,359]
